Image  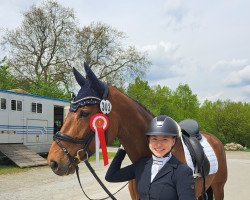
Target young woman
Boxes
[105,115,196,200]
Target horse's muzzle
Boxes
[49,159,75,176]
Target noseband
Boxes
[53,130,95,165]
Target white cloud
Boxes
[224,65,250,87]
[142,41,185,81]
[212,59,248,71]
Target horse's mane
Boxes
[115,86,155,118]
[129,96,155,118]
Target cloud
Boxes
[161,0,200,31]
[162,0,189,25]
[212,59,248,71]
[224,65,250,87]
[142,41,185,81]
[202,92,225,102]
[243,85,250,97]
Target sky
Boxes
[0,0,250,103]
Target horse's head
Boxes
[48,63,116,176]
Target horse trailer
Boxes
[0,89,70,154]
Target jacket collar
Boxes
[151,156,179,183]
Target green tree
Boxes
[0,58,18,89]
[150,85,172,116]
[216,101,250,146]
[198,100,226,143]
[170,84,200,121]
[29,76,70,99]
[199,100,250,146]
[127,77,153,111]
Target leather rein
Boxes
[53,131,123,200]
[53,86,127,200]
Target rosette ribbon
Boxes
[90,113,109,166]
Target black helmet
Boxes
[146,115,180,137]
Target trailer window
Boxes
[32,103,36,112]
[31,102,43,113]
[11,100,16,110]
[37,103,42,113]
[1,98,6,110]
[17,100,22,111]
[11,100,22,111]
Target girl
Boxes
[105,115,196,200]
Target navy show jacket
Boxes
[105,149,196,200]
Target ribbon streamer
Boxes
[90,113,109,166]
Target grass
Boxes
[243,148,250,152]
[0,152,116,175]
[89,152,116,161]
[0,165,30,175]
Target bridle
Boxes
[52,85,125,200]
[53,130,95,165]
[53,83,110,166]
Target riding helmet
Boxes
[146,115,180,137]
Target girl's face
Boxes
[149,135,176,158]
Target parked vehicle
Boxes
[0,89,70,153]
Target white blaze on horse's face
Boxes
[148,135,175,158]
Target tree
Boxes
[199,100,250,146]
[216,101,250,146]
[75,22,151,87]
[170,84,200,121]
[0,57,18,89]
[127,77,153,110]
[1,0,77,93]
[150,85,172,116]
[1,1,151,91]
[198,100,226,143]
[29,76,71,99]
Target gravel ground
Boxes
[0,150,249,200]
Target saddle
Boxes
[179,119,210,177]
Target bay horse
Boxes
[48,63,227,199]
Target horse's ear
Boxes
[73,67,86,86]
[84,62,105,97]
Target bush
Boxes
[111,138,121,147]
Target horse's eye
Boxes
[79,110,90,118]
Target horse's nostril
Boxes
[50,160,58,171]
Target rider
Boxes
[105,115,196,200]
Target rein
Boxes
[76,160,128,200]
[53,131,125,200]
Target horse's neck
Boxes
[109,87,152,162]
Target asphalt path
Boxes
[0,150,249,200]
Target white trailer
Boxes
[0,89,70,154]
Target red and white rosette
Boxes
[90,113,109,166]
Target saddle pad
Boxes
[180,135,218,176]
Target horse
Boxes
[48,63,227,200]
